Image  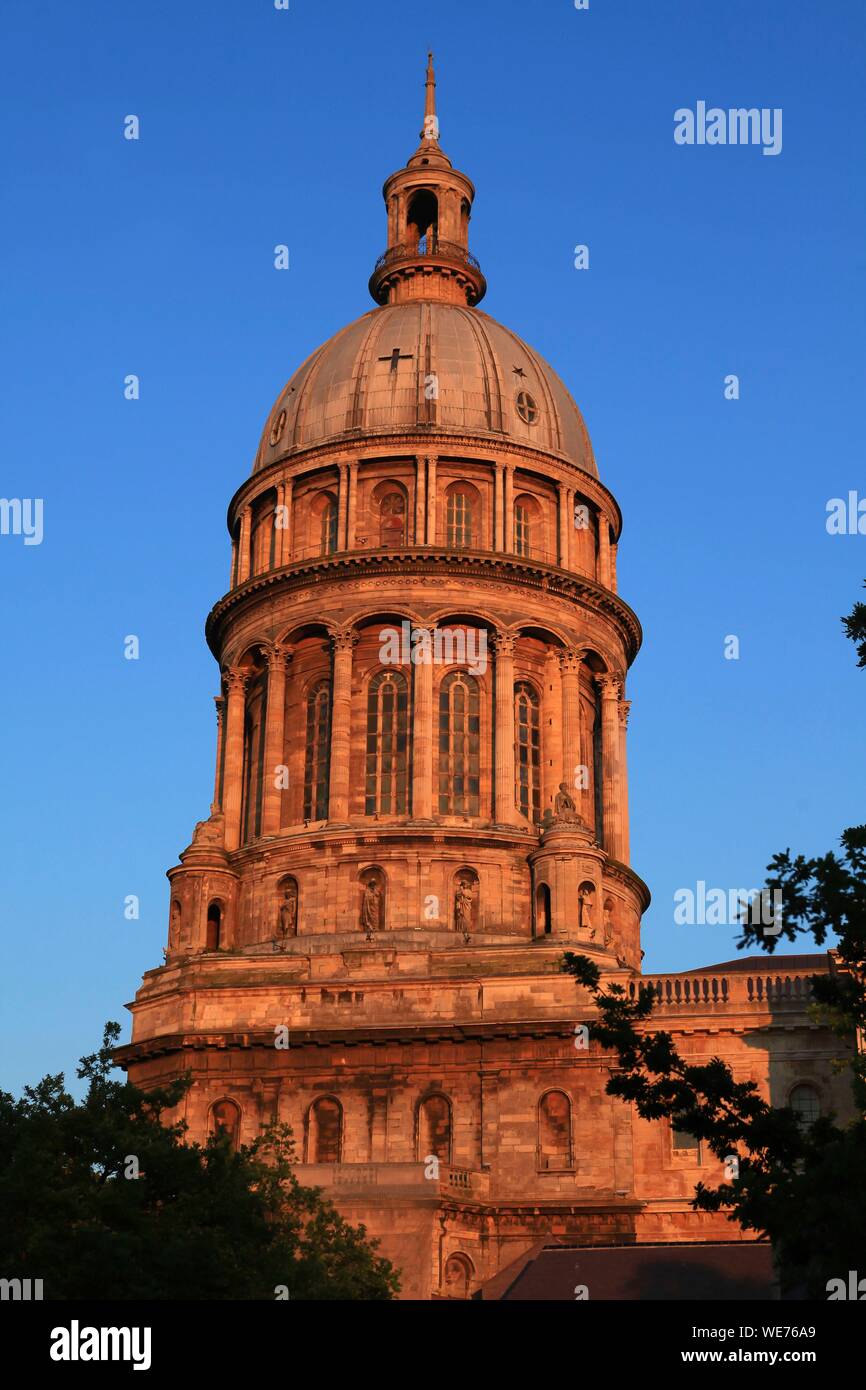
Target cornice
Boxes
[205,550,643,663]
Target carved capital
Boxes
[214,695,225,728]
[330,627,358,655]
[595,672,622,700]
[263,641,293,673]
[618,698,632,728]
[224,668,250,696]
[558,645,586,676]
[491,630,516,660]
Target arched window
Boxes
[789,1084,820,1131]
[303,680,331,820]
[443,1253,473,1299]
[241,679,266,843]
[438,671,480,815]
[417,1094,452,1162]
[206,901,222,952]
[379,490,407,547]
[446,490,473,548]
[407,189,439,252]
[321,496,338,555]
[535,882,551,938]
[538,1091,573,1170]
[514,681,541,819]
[365,671,408,814]
[308,1096,342,1164]
[514,503,531,556]
[209,1098,241,1152]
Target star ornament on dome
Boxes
[512,365,526,377]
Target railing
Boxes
[371,238,484,276]
[627,972,820,1009]
[295,1160,489,1198]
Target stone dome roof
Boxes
[253,302,597,477]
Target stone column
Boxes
[237,507,252,585]
[557,482,569,567]
[230,537,238,589]
[411,627,434,819]
[414,455,426,542]
[426,456,437,543]
[327,628,356,823]
[559,648,584,800]
[279,477,293,566]
[610,540,618,594]
[618,695,631,863]
[492,631,517,825]
[346,461,357,549]
[494,463,504,551]
[597,510,611,588]
[565,487,575,569]
[274,483,285,569]
[542,650,562,818]
[222,670,249,852]
[504,465,514,550]
[370,1088,389,1163]
[262,644,291,836]
[338,463,349,551]
[596,673,622,859]
[212,695,226,809]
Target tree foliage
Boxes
[0,1023,398,1300]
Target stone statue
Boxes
[602,901,614,948]
[360,879,383,933]
[277,885,297,941]
[454,879,474,932]
[579,883,597,940]
[169,900,182,952]
[554,781,578,822]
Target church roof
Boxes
[253,301,598,476]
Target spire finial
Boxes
[422,51,439,143]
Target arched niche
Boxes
[442,1252,474,1299]
[276,875,298,942]
[452,866,479,932]
[416,1093,452,1163]
[359,865,386,933]
[306,1096,342,1164]
[209,1098,241,1152]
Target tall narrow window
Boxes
[365,670,409,814]
[379,491,407,547]
[308,1097,342,1164]
[789,1085,820,1131]
[438,671,480,815]
[321,497,338,555]
[303,680,330,820]
[538,1091,572,1170]
[514,503,531,556]
[447,491,473,548]
[514,681,541,819]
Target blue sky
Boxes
[1,0,864,1094]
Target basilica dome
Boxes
[253,301,597,478]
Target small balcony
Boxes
[294,1160,490,1201]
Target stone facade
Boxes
[117,58,854,1299]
